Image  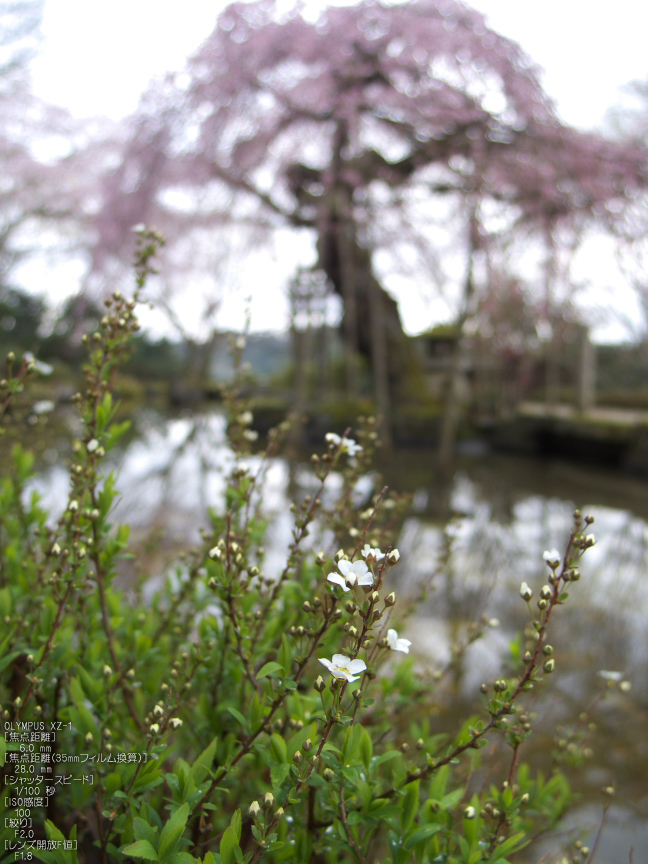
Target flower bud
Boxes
[303,738,313,752]
[464,806,476,819]
[103,665,112,677]
[384,592,396,607]
[293,750,303,763]
[149,724,160,735]
[263,792,275,809]
[519,582,533,601]
[314,676,326,692]
[248,800,261,817]
[540,585,552,600]
[543,659,555,673]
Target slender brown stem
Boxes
[339,786,367,864]
[586,804,610,864]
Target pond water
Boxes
[29,408,648,863]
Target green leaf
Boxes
[491,831,528,857]
[374,750,401,767]
[158,803,190,861]
[192,736,218,785]
[220,825,240,864]
[122,839,159,861]
[403,824,443,849]
[341,723,362,765]
[269,733,288,763]
[226,706,250,733]
[0,586,12,617]
[133,817,159,848]
[271,763,290,788]
[401,780,420,833]
[68,676,98,738]
[278,634,293,676]
[358,724,373,770]
[0,649,24,675]
[256,661,283,679]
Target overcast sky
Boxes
[31,0,648,128]
[26,0,648,340]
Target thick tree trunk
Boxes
[316,199,416,406]
[438,203,479,471]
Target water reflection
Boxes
[29,409,648,861]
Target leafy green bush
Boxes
[0,232,612,864]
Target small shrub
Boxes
[0,232,616,863]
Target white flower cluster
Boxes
[324,432,362,457]
[315,433,412,685]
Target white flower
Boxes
[327,559,373,592]
[68,500,79,512]
[169,717,183,729]
[520,582,533,601]
[243,429,258,441]
[132,223,147,233]
[543,549,561,568]
[387,548,400,564]
[209,546,222,560]
[361,544,385,562]
[598,670,623,682]
[386,629,411,654]
[87,439,99,453]
[324,432,362,457]
[237,411,253,425]
[33,399,55,413]
[319,653,367,682]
